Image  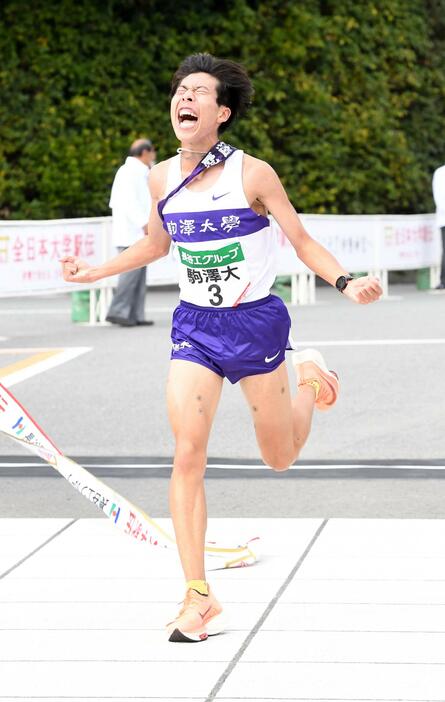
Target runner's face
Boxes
[171,72,231,144]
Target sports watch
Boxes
[335,275,353,293]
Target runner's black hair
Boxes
[171,53,253,134]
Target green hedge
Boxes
[1,0,444,219]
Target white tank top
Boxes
[161,150,276,308]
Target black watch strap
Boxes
[335,275,353,293]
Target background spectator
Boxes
[106,138,156,326]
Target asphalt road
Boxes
[1,283,444,518]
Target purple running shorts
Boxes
[170,294,292,384]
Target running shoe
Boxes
[166,586,225,643]
[293,348,339,410]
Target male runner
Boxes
[62,53,382,643]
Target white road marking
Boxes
[0,309,70,314]
[297,338,445,347]
[0,347,91,388]
[0,307,175,314]
[0,461,442,472]
[0,348,65,354]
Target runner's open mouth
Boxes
[178,109,198,124]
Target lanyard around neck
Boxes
[158,141,237,221]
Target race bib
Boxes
[177,239,251,307]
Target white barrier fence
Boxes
[0,213,441,317]
[275,212,441,303]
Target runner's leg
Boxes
[240,361,316,471]
[167,359,223,580]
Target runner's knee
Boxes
[173,440,207,477]
[262,446,297,472]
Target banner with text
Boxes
[273,213,440,275]
[0,213,441,295]
[0,218,109,296]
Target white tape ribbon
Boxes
[0,383,259,570]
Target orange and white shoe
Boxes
[293,348,339,410]
[166,586,225,643]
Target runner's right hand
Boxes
[60,256,97,283]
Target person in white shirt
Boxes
[106,139,157,325]
[432,163,445,290]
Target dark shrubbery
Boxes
[1,0,444,218]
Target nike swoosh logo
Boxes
[212,191,230,201]
[200,606,212,621]
[265,351,280,363]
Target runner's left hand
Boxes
[342,276,383,304]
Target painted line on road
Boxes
[0,348,70,354]
[1,332,443,348]
[0,349,64,380]
[0,460,444,472]
[0,519,77,580]
[0,347,91,387]
[297,338,445,347]
[206,520,328,701]
[43,462,445,471]
[0,307,175,315]
[2,462,444,479]
[0,309,70,315]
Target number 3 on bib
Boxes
[177,241,251,308]
[208,284,223,306]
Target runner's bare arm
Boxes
[61,163,171,283]
[244,157,382,304]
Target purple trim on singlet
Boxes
[163,207,269,242]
